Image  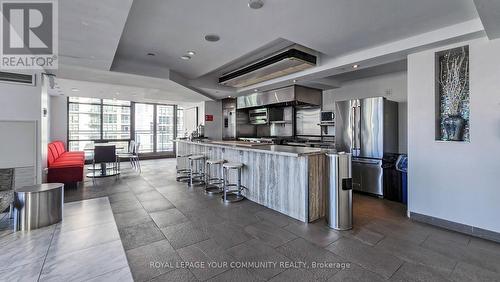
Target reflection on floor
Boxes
[3,158,500,281]
[0,197,132,281]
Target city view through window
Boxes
[68,97,183,155]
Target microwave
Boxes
[320,111,335,124]
[249,108,268,125]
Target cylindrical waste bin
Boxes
[326,152,352,230]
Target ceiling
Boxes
[51,77,207,105]
[56,0,496,101]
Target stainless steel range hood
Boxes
[236,85,322,109]
[219,47,317,88]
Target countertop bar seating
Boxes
[176,139,330,222]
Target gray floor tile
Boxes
[389,262,451,282]
[108,192,137,203]
[0,226,55,270]
[468,237,500,254]
[118,221,165,250]
[205,221,252,249]
[208,268,265,282]
[375,236,456,273]
[244,220,297,247]
[136,190,165,202]
[150,268,198,282]
[113,208,152,228]
[362,218,430,245]
[161,221,209,249]
[450,261,500,282]
[254,210,296,228]
[140,198,175,213]
[126,240,181,282]
[268,268,318,282]
[326,237,403,279]
[284,220,342,247]
[0,258,44,282]
[422,236,500,274]
[128,183,155,195]
[426,227,471,246]
[63,197,111,217]
[176,239,234,281]
[48,222,120,257]
[227,239,292,280]
[59,209,115,233]
[85,266,134,282]
[344,226,385,246]
[275,238,344,281]
[110,198,144,214]
[40,240,129,282]
[328,264,386,282]
[150,209,189,228]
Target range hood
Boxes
[236,85,322,109]
[219,47,317,88]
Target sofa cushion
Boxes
[53,141,65,156]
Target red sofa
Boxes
[47,141,85,184]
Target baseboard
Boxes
[410,212,500,244]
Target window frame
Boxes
[67,98,180,156]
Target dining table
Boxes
[84,143,125,178]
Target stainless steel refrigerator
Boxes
[335,97,398,196]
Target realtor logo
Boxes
[1,0,58,69]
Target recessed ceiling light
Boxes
[181,55,192,60]
[352,64,359,69]
[71,88,79,92]
[248,0,264,9]
[254,89,259,92]
[186,51,196,56]
[204,34,220,42]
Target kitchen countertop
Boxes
[175,139,332,157]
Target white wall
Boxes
[408,37,500,233]
[323,71,408,153]
[50,95,68,142]
[0,79,42,183]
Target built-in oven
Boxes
[249,108,268,125]
[320,111,335,125]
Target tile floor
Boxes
[3,158,500,282]
[0,197,132,281]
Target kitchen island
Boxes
[175,140,330,222]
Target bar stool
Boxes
[188,154,206,187]
[204,159,225,194]
[222,162,246,203]
[176,154,191,182]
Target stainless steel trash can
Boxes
[326,153,352,230]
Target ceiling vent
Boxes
[219,46,316,88]
[0,71,35,86]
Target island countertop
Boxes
[175,139,332,222]
[174,139,331,157]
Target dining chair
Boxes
[92,145,117,183]
[0,168,14,219]
[117,140,137,171]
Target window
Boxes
[176,107,184,138]
[68,98,131,152]
[68,98,179,155]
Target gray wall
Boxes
[0,77,43,184]
[50,95,68,142]
[408,37,500,233]
[323,71,408,153]
[203,100,223,140]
